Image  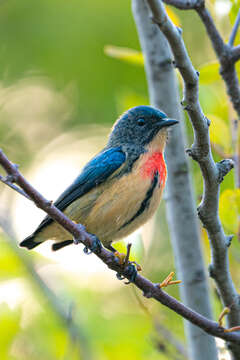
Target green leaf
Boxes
[166,6,181,27]
[0,304,21,358]
[219,189,240,233]
[116,91,148,114]
[104,46,144,66]
[198,62,220,84]
[208,113,231,153]
[0,239,25,280]
[229,0,240,25]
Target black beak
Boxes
[158,118,179,128]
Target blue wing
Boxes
[54,147,126,210]
[34,147,126,232]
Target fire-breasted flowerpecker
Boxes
[20,106,178,252]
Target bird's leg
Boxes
[158,271,181,289]
[106,243,141,283]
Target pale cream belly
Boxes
[83,173,163,246]
[38,171,164,247]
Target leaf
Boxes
[0,239,25,280]
[0,304,21,358]
[229,0,240,25]
[116,91,149,114]
[113,237,143,263]
[198,61,220,84]
[104,45,144,66]
[166,6,181,27]
[219,189,240,233]
[207,114,231,153]
[236,62,240,81]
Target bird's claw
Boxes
[116,263,138,284]
[83,235,102,255]
[115,243,141,284]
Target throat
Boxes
[141,151,167,186]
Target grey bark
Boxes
[132,1,218,359]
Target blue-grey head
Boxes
[108,105,178,148]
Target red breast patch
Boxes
[141,152,167,186]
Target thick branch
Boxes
[0,149,240,344]
[145,0,240,355]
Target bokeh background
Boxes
[0,0,239,359]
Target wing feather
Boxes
[33,147,126,233]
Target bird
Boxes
[20,106,178,254]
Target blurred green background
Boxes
[0,0,239,359]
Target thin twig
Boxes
[196,6,240,118]
[0,174,31,200]
[163,0,240,118]
[229,8,240,46]
[124,243,132,268]
[0,150,240,344]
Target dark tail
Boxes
[52,240,73,251]
[19,234,40,250]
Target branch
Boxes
[196,6,240,118]
[232,45,240,63]
[163,0,200,9]
[163,0,240,118]
[229,8,240,46]
[144,0,240,354]
[0,150,240,344]
[0,173,30,200]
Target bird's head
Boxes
[108,105,178,151]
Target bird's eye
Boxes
[137,118,145,126]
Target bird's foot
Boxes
[114,243,142,284]
[116,263,138,283]
[83,234,102,255]
[72,224,102,254]
[158,271,181,289]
